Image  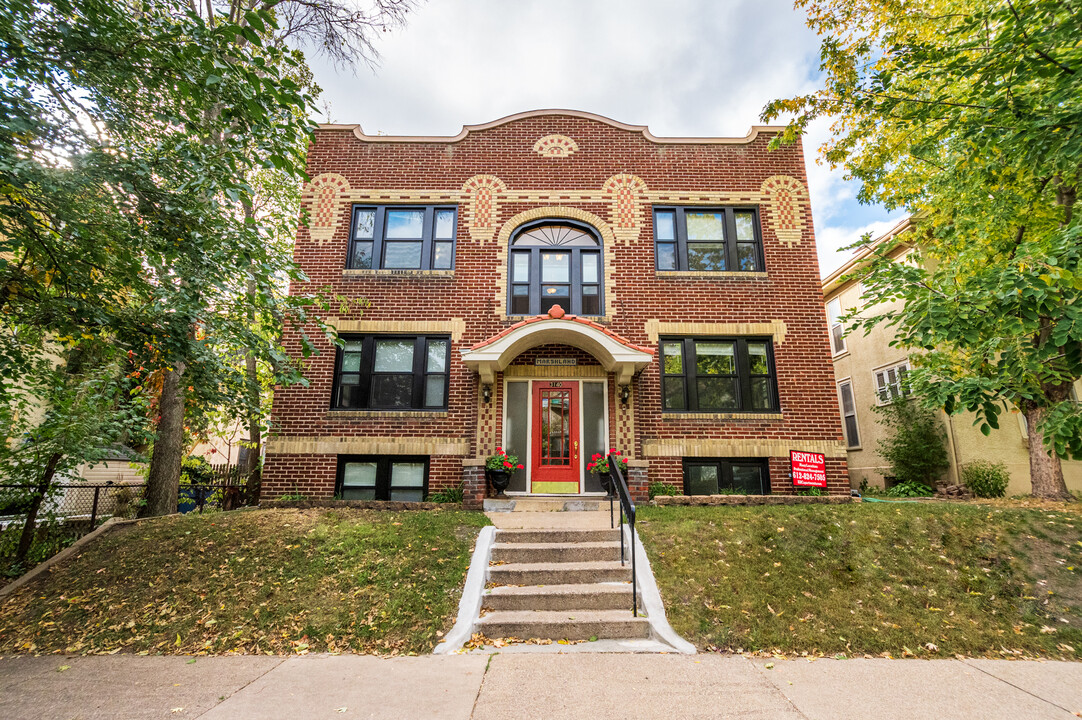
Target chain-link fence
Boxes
[1,472,258,577]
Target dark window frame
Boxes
[335,455,430,501]
[652,206,764,272]
[837,379,861,449]
[660,337,779,413]
[507,219,604,317]
[347,205,458,271]
[331,335,451,411]
[683,457,771,495]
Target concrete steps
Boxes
[490,541,621,564]
[488,560,632,586]
[495,528,620,543]
[483,582,632,611]
[476,609,650,641]
[482,527,643,642]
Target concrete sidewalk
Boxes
[1,653,1080,719]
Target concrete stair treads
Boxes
[483,582,632,612]
[489,540,621,564]
[476,610,651,641]
[494,528,621,544]
[488,560,633,586]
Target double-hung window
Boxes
[338,456,428,501]
[333,335,450,410]
[348,205,457,270]
[837,379,860,448]
[874,360,911,405]
[653,207,763,272]
[509,222,603,316]
[827,298,846,355]
[684,458,769,495]
[660,338,778,412]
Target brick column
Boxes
[462,462,485,510]
[627,466,648,504]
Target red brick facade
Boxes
[264,111,848,506]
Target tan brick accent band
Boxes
[660,412,783,421]
[655,271,768,280]
[503,365,608,378]
[266,436,469,456]
[327,318,467,342]
[642,439,846,459]
[644,319,788,344]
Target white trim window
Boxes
[874,360,911,405]
[827,298,846,355]
[837,379,860,449]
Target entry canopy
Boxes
[461,308,655,384]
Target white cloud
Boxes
[307,0,900,279]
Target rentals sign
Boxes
[790,450,827,488]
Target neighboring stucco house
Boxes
[823,218,1082,495]
[263,110,848,508]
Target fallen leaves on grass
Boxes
[0,508,489,657]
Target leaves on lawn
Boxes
[0,509,489,657]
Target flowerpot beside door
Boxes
[484,448,524,499]
[485,469,512,498]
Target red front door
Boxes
[531,381,580,494]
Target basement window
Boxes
[683,458,770,495]
[336,456,428,502]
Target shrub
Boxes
[180,456,216,486]
[960,460,1010,498]
[428,484,464,504]
[886,480,933,497]
[874,398,950,486]
[648,481,680,499]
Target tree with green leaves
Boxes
[766,0,1082,499]
[1,0,411,518]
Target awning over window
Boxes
[461,312,654,384]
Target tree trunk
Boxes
[13,452,63,568]
[243,251,262,502]
[141,363,187,517]
[1023,404,1072,500]
[243,350,262,502]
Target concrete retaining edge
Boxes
[623,523,697,654]
[0,515,156,599]
[432,525,497,654]
[653,494,852,507]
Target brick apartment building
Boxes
[263,110,848,508]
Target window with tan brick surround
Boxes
[508,220,603,316]
[348,205,457,270]
[661,338,778,412]
[653,207,763,272]
[332,336,450,410]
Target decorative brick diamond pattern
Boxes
[760,175,808,247]
[532,134,579,158]
[602,174,648,243]
[306,173,350,243]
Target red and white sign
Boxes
[790,450,827,488]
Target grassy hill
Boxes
[0,507,490,656]
[639,500,1082,660]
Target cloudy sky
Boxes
[306,0,906,278]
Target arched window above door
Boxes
[509,220,603,316]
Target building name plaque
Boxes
[534,358,578,366]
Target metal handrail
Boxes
[606,454,637,617]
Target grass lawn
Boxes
[0,507,490,656]
[638,501,1082,660]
